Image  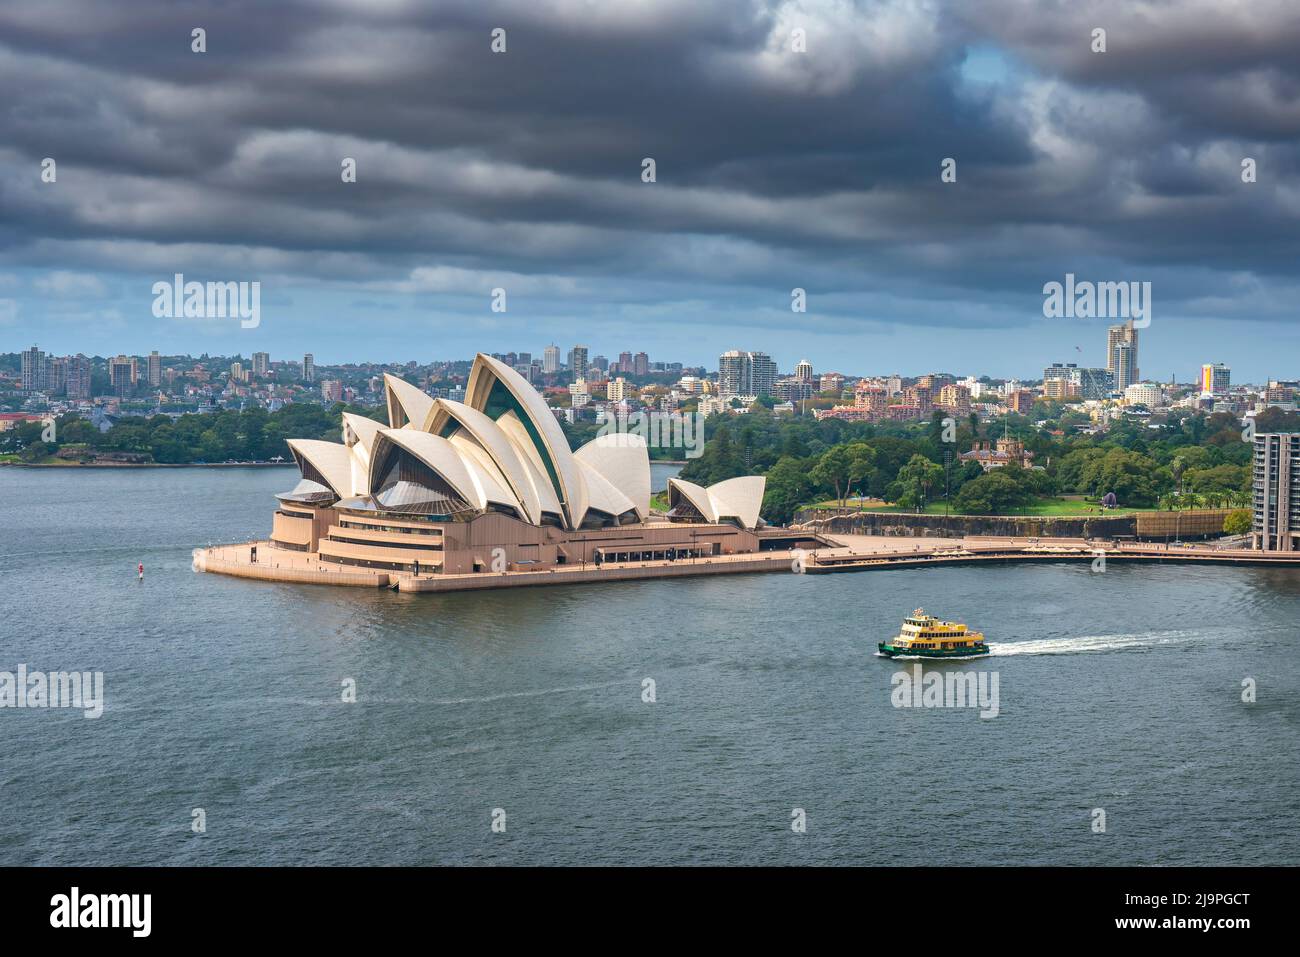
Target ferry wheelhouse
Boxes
[878,609,989,658]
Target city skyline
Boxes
[4,332,1274,388]
[4,2,1300,379]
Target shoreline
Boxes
[5,460,687,470]
[0,461,297,469]
[195,534,1300,593]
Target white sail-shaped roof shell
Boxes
[369,429,521,517]
[341,413,384,495]
[287,439,362,498]
[666,475,765,529]
[492,410,569,524]
[428,399,560,525]
[704,476,765,529]
[667,477,716,522]
[341,412,383,453]
[575,459,636,524]
[282,353,765,530]
[383,373,435,429]
[574,433,651,522]
[466,354,587,529]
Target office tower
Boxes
[65,355,91,401]
[1111,341,1137,392]
[718,350,778,398]
[1107,320,1139,384]
[1252,433,1300,551]
[148,350,162,387]
[543,344,560,374]
[303,353,315,382]
[1200,363,1230,395]
[252,351,270,378]
[21,345,45,392]
[517,352,531,369]
[634,352,649,377]
[571,345,589,378]
[795,359,813,383]
[109,355,138,396]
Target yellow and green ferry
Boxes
[878,609,990,658]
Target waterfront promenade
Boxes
[195,533,1300,593]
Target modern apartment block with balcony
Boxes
[1252,433,1300,551]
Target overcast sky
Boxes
[2,0,1299,381]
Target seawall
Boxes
[794,508,1233,541]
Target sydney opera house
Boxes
[266,353,778,577]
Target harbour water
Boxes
[1,466,1297,865]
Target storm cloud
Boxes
[2,0,1298,375]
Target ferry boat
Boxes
[878,609,989,658]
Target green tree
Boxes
[1223,509,1251,536]
[762,456,814,525]
[952,468,1031,515]
[811,442,876,506]
[893,454,944,511]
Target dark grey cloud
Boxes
[1,0,1298,373]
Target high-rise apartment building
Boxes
[1072,367,1112,400]
[320,379,343,403]
[1252,433,1300,551]
[65,355,92,401]
[571,345,589,378]
[543,344,560,373]
[1124,382,1163,408]
[1046,363,1110,400]
[21,345,45,392]
[1044,378,1077,400]
[45,356,68,395]
[1107,320,1139,388]
[148,350,162,387]
[1006,389,1034,414]
[718,350,778,398]
[109,355,138,396]
[633,352,649,377]
[795,358,814,383]
[303,353,315,382]
[252,351,270,378]
[1200,363,1230,395]
[1111,341,1137,392]
[1043,363,1076,386]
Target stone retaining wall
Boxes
[792,509,1134,539]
